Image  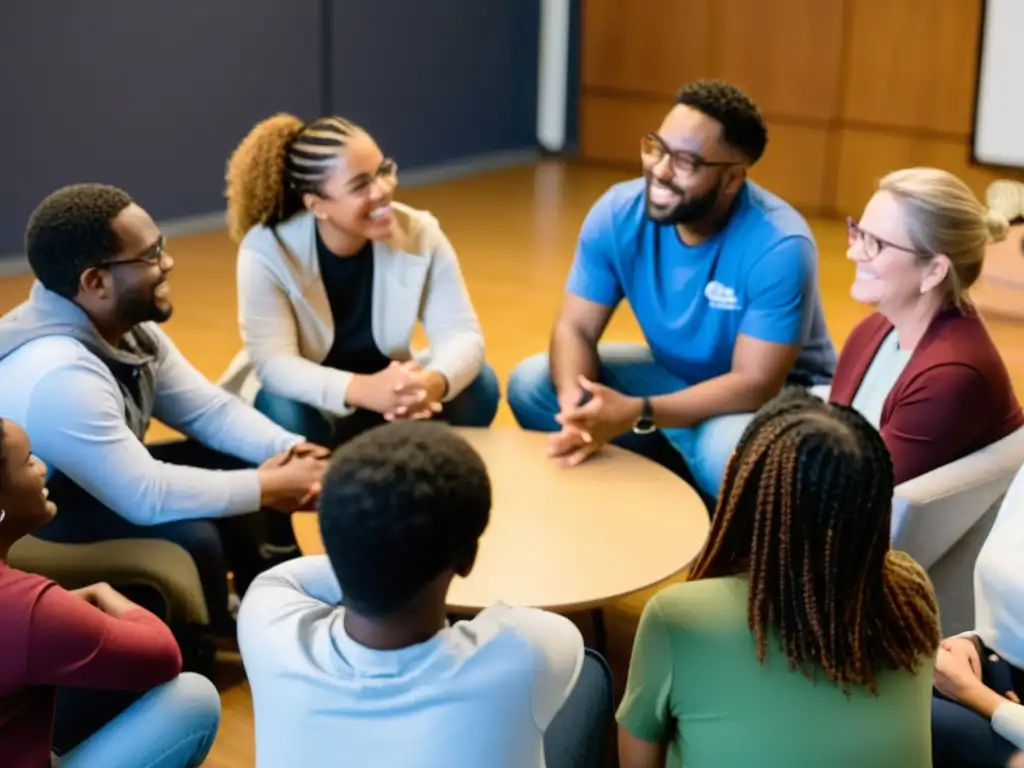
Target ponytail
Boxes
[225,113,360,243]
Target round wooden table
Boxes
[292,427,710,613]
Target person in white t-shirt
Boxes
[238,420,612,767]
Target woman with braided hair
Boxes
[220,114,500,447]
[617,388,940,768]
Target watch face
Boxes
[633,417,657,435]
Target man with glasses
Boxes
[508,80,835,502]
[0,183,328,636]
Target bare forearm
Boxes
[959,683,1014,720]
[550,321,599,410]
[651,372,779,429]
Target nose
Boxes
[650,154,674,181]
[31,455,47,477]
[161,251,175,273]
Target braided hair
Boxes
[689,388,940,693]
[225,113,362,242]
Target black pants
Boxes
[35,439,297,634]
[932,639,1023,767]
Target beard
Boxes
[116,279,173,327]
[645,177,721,226]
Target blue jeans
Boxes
[507,343,753,499]
[544,650,613,768]
[255,363,502,448]
[57,673,220,768]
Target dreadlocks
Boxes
[689,388,940,693]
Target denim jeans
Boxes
[507,342,754,499]
[56,673,220,768]
[255,363,502,449]
[543,650,614,768]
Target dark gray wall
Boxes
[330,0,540,168]
[0,0,553,255]
[0,0,321,254]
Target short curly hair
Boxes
[318,420,492,617]
[676,80,768,164]
[25,183,135,299]
[224,113,362,242]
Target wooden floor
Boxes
[3,162,1023,766]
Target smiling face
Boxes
[0,421,56,546]
[305,131,398,243]
[642,104,746,227]
[847,191,950,313]
[105,204,175,326]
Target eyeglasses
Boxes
[345,158,398,195]
[96,236,171,270]
[640,133,741,175]
[846,217,928,260]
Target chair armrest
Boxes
[7,536,209,626]
[891,427,1024,569]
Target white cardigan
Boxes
[969,464,1024,748]
[219,204,485,417]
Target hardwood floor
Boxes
[3,161,1022,766]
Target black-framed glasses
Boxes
[345,158,399,195]
[96,235,170,269]
[846,217,928,261]
[640,133,741,175]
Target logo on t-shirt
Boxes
[704,281,741,311]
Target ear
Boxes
[722,166,747,197]
[453,542,478,578]
[920,254,951,294]
[77,266,113,300]
[302,192,328,221]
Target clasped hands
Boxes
[348,360,446,422]
[933,636,1020,711]
[548,375,642,466]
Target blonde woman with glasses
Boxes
[830,167,1022,484]
[222,114,500,449]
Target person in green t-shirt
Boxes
[617,388,941,768]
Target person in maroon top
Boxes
[0,418,221,767]
[832,167,1023,485]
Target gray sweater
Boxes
[0,282,301,524]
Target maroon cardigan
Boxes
[830,308,1023,486]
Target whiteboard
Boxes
[973,0,1024,169]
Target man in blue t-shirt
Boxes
[507,80,835,500]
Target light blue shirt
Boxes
[238,556,585,768]
[851,330,913,428]
[566,178,835,386]
[0,283,301,524]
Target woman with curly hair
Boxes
[221,114,500,447]
[617,388,941,768]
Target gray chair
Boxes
[810,384,1024,635]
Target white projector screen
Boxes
[973,0,1024,169]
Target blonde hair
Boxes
[224,113,361,243]
[879,167,1008,307]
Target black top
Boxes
[317,229,391,375]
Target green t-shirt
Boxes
[616,574,934,767]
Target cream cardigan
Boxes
[219,204,485,417]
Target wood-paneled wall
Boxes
[579,0,1023,217]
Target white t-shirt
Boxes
[238,556,585,768]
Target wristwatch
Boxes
[633,397,656,434]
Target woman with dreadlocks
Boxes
[617,388,941,768]
[220,114,500,448]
